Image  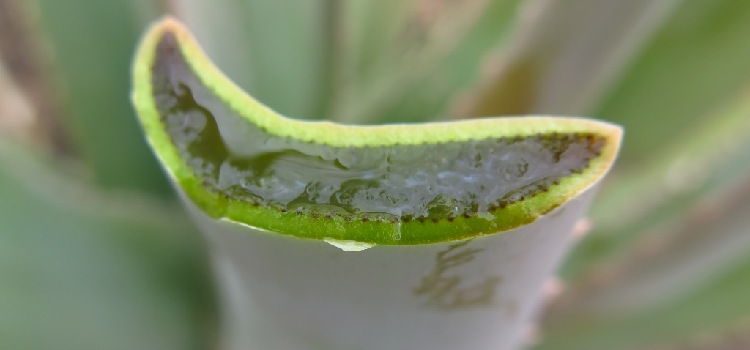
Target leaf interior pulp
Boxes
[132,18,622,245]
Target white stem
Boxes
[187,189,596,350]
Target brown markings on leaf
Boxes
[413,240,502,310]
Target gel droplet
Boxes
[323,238,375,252]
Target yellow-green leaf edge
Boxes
[131,17,622,245]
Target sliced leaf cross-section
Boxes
[131,18,622,245]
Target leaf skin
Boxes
[132,17,622,245]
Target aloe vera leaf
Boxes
[452,0,750,282]
[0,139,215,350]
[333,0,524,123]
[340,1,414,87]
[593,0,750,164]
[456,0,679,118]
[132,18,621,350]
[563,81,750,279]
[0,0,72,153]
[192,190,597,350]
[0,53,37,146]
[534,203,750,350]
[131,18,622,245]
[172,0,335,119]
[29,0,169,194]
[535,82,750,350]
[165,0,256,93]
[557,168,750,315]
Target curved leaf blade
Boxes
[132,18,622,245]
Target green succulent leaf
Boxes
[30,0,170,195]
[334,0,525,123]
[536,214,750,350]
[535,79,750,350]
[594,0,750,164]
[131,18,621,245]
[458,0,679,118]
[0,139,214,350]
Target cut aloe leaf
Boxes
[131,18,622,246]
[132,17,621,350]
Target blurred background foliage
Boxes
[1,0,750,349]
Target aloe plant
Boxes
[2,1,750,350]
